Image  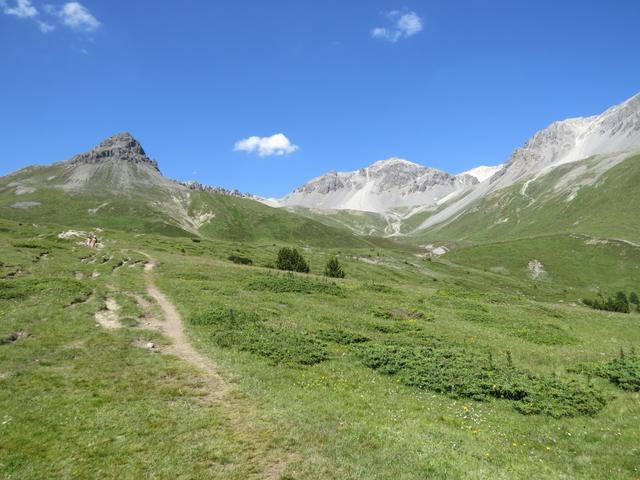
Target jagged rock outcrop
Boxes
[178,180,254,199]
[67,132,160,172]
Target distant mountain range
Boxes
[1,93,639,245]
[274,93,640,240]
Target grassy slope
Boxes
[193,193,370,247]
[0,221,289,478]
[441,234,640,301]
[283,206,391,237]
[1,218,639,479]
[0,163,369,247]
[413,154,640,244]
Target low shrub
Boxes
[191,307,328,366]
[0,277,90,303]
[316,328,369,345]
[361,282,398,294]
[246,273,344,296]
[228,255,253,265]
[572,349,640,392]
[356,343,607,417]
[457,309,575,346]
[216,327,328,366]
[583,291,631,313]
[370,306,432,322]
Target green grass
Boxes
[1,214,640,478]
[413,153,640,244]
[441,234,640,301]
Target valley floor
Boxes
[1,220,639,479]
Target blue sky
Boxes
[1,0,639,197]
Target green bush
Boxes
[583,291,631,313]
[356,343,607,417]
[276,247,310,273]
[191,307,328,366]
[629,291,639,305]
[0,277,91,304]
[246,273,344,296]
[572,349,640,392]
[370,306,431,321]
[316,328,369,345]
[324,256,345,278]
[228,254,253,265]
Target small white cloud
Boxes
[372,10,423,43]
[372,27,400,43]
[234,133,299,157]
[2,0,38,18]
[51,2,100,32]
[38,20,55,32]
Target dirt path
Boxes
[141,256,227,398]
[137,254,289,477]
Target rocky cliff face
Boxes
[66,132,160,172]
[494,93,640,185]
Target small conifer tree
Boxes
[275,247,310,273]
[324,256,345,278]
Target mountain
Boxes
[417,93,640,234]
[0,133,371,247]
[280,158,479,213]
[276,93,640,242]
[459,165,503,182]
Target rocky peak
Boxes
[369,157,421,170]
[67,132,160,172]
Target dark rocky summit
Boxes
[67,132,160,172]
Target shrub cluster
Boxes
[583,291,634,313]
[276,247,309,273]
[0,277,91,304]
[191,307,328,366]
[246,273,344,296]
[356,343,607,417]
[572,348,639,392]
[228,254,253,265]
[371,306,430,321]
[316,328,369,345]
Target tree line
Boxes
[583,291,639,314]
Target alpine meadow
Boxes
[1,1,639,479]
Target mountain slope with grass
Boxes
[413,151,640,244]
[416,93,640,235]
[0,133,369,247]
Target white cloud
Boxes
[1,0,54,33]
[372,10,423,43]
[2,0,38,18]
[1,0,98,35]
[234,133,299,157]
[53,2,100,31]
[37,20,54,32]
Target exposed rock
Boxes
[527,259,547,280]
[11,202,40,209]
[94,298,121,329]
[281,158,479,212]
[67,132,160,172]
[1,331,26,345]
